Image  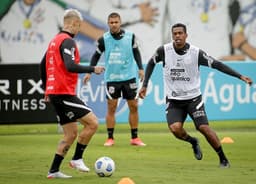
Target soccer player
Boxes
[84,12,146,146]
[139,23,253,168]
[40,9,104,178]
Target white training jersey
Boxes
[164,43,201,100]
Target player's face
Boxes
[108,17,121,34]
[72,18,81,35]
[172,27,187,49]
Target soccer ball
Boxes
[94,156,115,177]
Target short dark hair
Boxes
[171,23,187,33]
[108,12,121,20]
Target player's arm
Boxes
[83,37,105,84]
[39,53,47,90]
[132,34,144,81]
[139,46,165,98]
[90,37,105,66]
[132,34,143,70]
[198,49,253,85]
[142,46,165,87]
[61,39,95,73]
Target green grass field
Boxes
[0,120,256,184]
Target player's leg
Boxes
[166,98,202,160]
[48,95,96,173]
[127,99,139,130]
[106,98,118,133]
[69,111,99,172]
[197,125,230,167]
[77,112,99,145]
[48,122,77,179]
[126,99,146,146]
[104,98,118,146]
[188,95,230,167]
[104,81,122,146]
[47,95,79,178]
[123,78,145,146]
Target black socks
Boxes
[185,135,198,145]
[131,128,138,139]
[107,128,114,139]
[72,142,87,160]
[215,146,228,162]
[49,154,63,173]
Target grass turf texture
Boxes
[0,120,256,184]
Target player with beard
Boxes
[84,12,145,147]
[139,23,253,168]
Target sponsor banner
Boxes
[200,62,256,121]
[0,62,255,124]
[0,64,56,124]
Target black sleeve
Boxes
[142,46,165,87]
[60,39,94,73]
[154,46,165,64]
[90,37,104,66]
[198,49,242,79]
[142,58,156,87]
[132,34,143,70]
[39,53,47,90]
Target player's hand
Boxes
[241,76,253,86]
[83,73,91,84]
[139,86,147,99]
[94,66,105,74]
[139,70,144,82]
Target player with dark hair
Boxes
[84,12,146,146]
[40,8,104,179]
[139,23,253,168]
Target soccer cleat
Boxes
[130,137,146,146]
[69,159,90,172]
[219,160,230,168]
[47,171,72,179]
[192,138,203,160]
[104,138,115,146]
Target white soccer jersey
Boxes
[164,43,201,100]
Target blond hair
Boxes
[63,8,83,22]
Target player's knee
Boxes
[169,123,181,135]
[197,124,210,134]
[107,106,117,114]
[128,103,138,113]
[85,116,99,133]
[130,106,138,113]
[90,119,99,132]
[68,130,78,142]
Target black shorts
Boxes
[106,78,138,100]
[165,95,209,129]
[49,95,92,125]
